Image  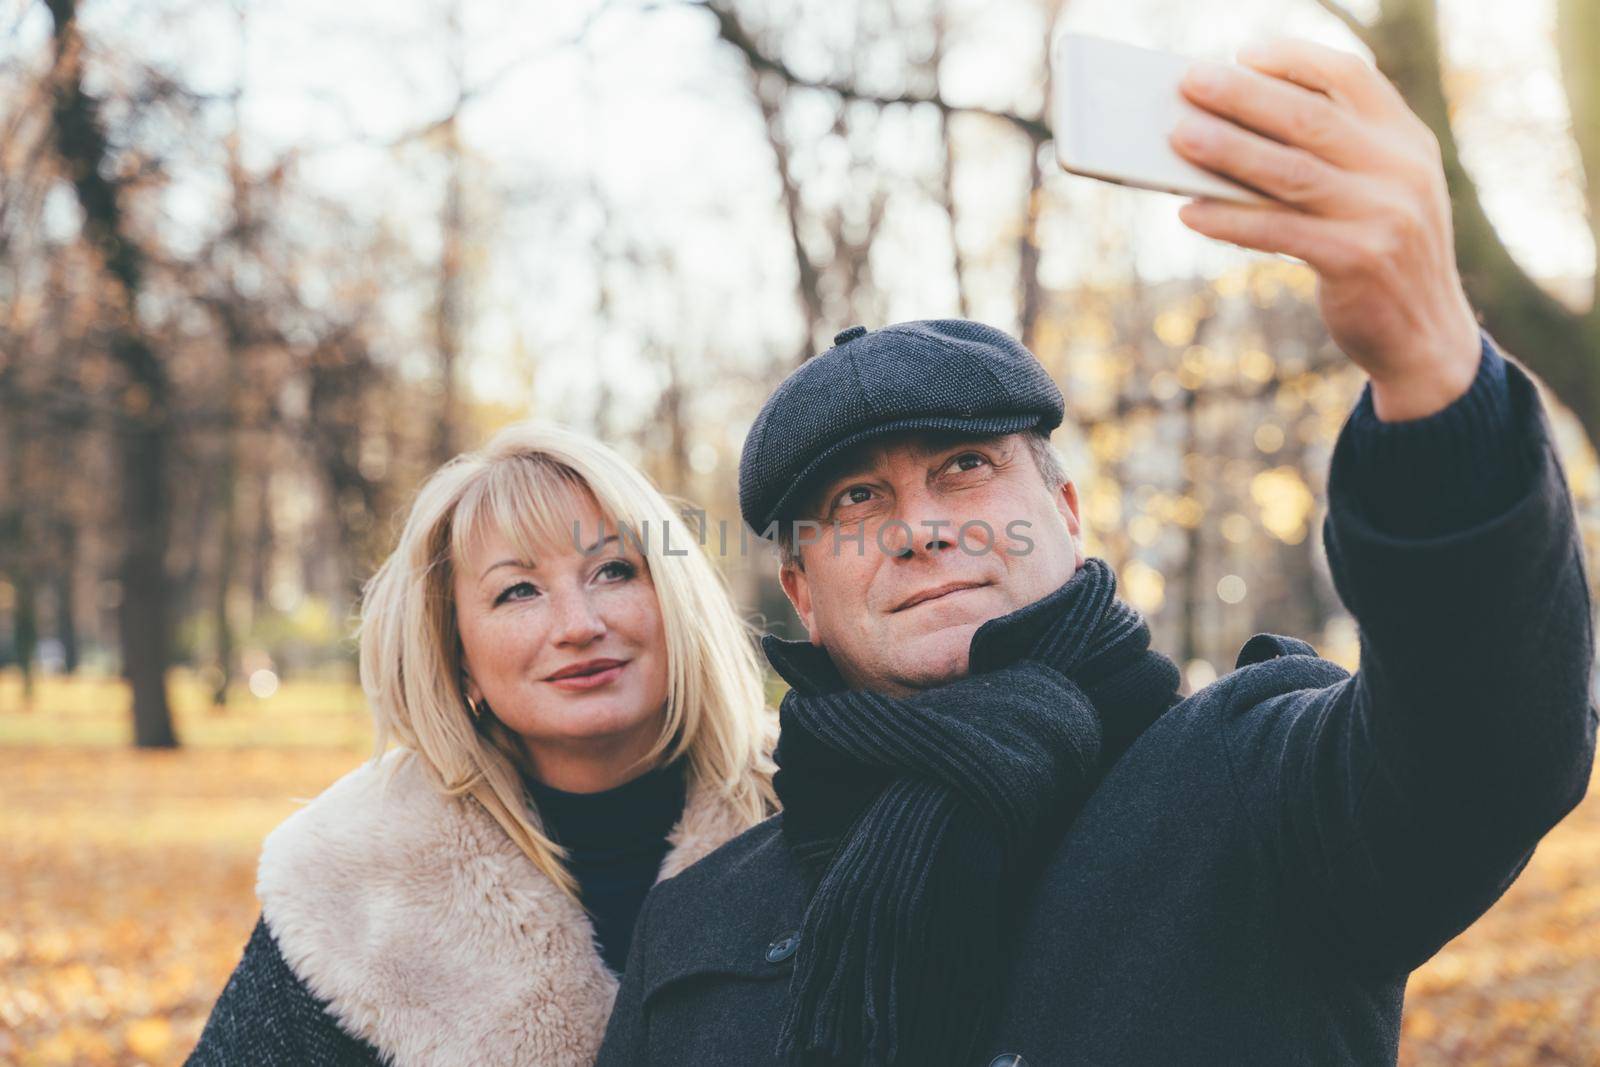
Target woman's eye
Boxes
[495,581,538,606]
[597,559,637,582]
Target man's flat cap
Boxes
[738,319,1064,534]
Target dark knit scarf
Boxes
[764,557,1182,1067]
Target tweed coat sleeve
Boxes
[1224,334,1598,978]
[187,916,386,1066]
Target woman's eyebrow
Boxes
[479,529,628,579]
[480,557,535,580]
[578,533,621,556]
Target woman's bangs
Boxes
[452,456,609,571]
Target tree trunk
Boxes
[1179,381,1202,675]
[249,463,273,619]
[12,572,37,708]
[118,409,177,746]
[434,115,464,466]
[1178,304,1219,675]
[1018,148,1045,351]
[932,8,971,320]
[1015,0,1065,351]
[432,2,466,466]
[45,0,178,747]
[54,519,79,674]
[752,72,826,365]
[212,371,238,709]
[2,370,33,704]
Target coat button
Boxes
[833,325,868,346]
[988,1056,1028,1067]
[765,932,801,963]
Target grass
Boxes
[0,669,374,749]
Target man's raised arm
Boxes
[1165,36,1597,975]
[1228,333,1595,974]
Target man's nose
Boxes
[548,588,607,645]
[882,491,957,560]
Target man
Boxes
[597,38,1597,1067]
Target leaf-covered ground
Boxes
[1,684,1596,1065]
[1,745,364,1065]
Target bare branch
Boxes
[1309,0,1376,49]
[750,72,824,364]
[700,0,1051,145]
[389,0,624,149]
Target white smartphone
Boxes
[1051,33,1272,206]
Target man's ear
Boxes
[1056,479,1085,569]
[778,561,822,646]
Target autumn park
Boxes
[3,0,1599,1063]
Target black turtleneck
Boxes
[523,757,689,974]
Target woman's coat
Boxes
[189,749,753,1065]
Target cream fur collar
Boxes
[256,749,753,1065]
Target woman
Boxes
[188,422,776,1065]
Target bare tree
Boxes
[750,69,827,364]
[708,0,1052,356]
[930,7,971,319]
[431,0,467,468]
[43,0,178,746]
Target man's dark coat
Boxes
[597,342,1597,1067]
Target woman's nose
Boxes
[548,589,607,645]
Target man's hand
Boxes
[1169,37,1482,422]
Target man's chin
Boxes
[893,624,979,689]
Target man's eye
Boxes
[495,581,538,606]
[949,452,991,473]
[834,485,876,508]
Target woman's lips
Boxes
[546,661,628,691]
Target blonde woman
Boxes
[188,423,776,1066]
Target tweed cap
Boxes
[738,320,1065,534]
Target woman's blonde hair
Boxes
[357,421,776,899]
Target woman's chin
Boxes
[510,700,663,747]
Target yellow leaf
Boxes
[125,1016,173,1059]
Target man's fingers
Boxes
[1176,198,1369,275]
[1235,37,1407,121]
[1170,109,1377,214]
[1179,59,1387,172]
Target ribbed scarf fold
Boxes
[767,558,1181,1066]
